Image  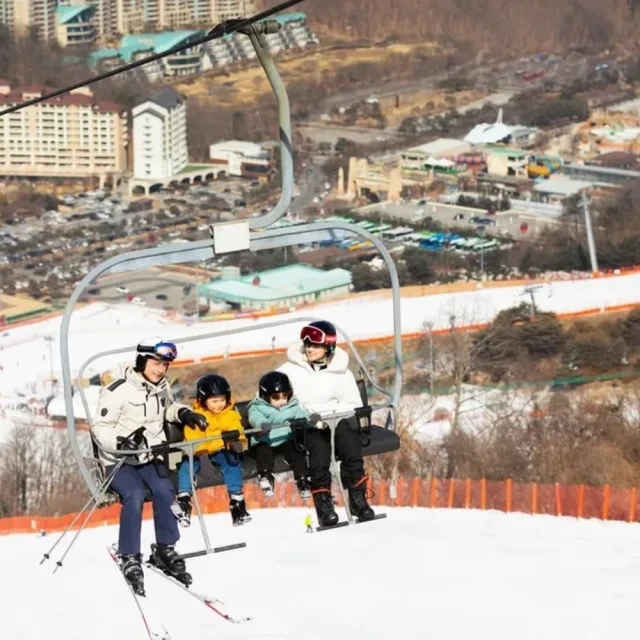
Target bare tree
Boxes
[0,424,90,517]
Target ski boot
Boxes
[295,476,312,500]
[348,477,375,522]
[258,472,275,497]
[229,494,252,526]
[149,543,192,587]
[120,553,145,596]
[311,488,339,527]
[170,493,192,528]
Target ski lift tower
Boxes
[520,284,544,317]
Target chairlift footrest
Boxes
[316,512,387,532]
[176,542,247,561]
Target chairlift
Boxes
[54,19,403,560]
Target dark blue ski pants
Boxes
[177,450,243,496]
[107,461,179,556]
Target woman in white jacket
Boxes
[92,337,206,594]
[277,320,375,527]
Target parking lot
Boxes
[89,269,209,313]
[355,201,562,239]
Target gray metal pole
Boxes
[582,191,599,273]
[427,323,434,395]
[246,24,293,231]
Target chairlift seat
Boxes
[89,383,400,496]
[192,395,400,489]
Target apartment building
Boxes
[132,87,188,180]
[211,0,256,22]
[0,0,57,42]
[89,0,118,37]
[114,0,255,33]
[0,82,128,180]
[116,0,145,33]
[0,0,13,28]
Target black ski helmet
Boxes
[300,320,337,358]
[196,374,231,407]
[259,371,293,402]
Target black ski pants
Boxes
[306,418,365,491]
[253,439,309,481]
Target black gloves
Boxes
[308,413,322,426]
[116,427,146,451]
[228,440,244,454]
[259,422,273,434]
[197,453,218,482]
[178,408,207,430]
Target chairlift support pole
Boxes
[60,21,403,515]
[581,191,599,274]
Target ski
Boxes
[144,559,253,625]
[316,512,387,533]
[107,545,172,640]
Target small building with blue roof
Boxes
[198,264,353,311]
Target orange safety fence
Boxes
[2,477,640,536]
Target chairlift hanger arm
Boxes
[0,0,307,118]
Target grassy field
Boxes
[172,42,443,107]
[379,88,483,128]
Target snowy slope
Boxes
[6,507,640,639]
[3,271,640,399]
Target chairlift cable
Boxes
[0,0,307,118]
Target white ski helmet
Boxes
[135,336,177,370]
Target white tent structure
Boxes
[464,109,537,146]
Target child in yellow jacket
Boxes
[174,374,251,527]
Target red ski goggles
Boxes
[300,326,336,346]
[137,341,178,362]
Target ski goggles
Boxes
[137,341,178,362]
[300,325,336,346]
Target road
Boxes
[90,270,207,314]
[289,157,328,215]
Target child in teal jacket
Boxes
[247,371,316,499]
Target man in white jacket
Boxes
[92,336,206,594]
[277,320,375,527]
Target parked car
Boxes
[116,286,129,294]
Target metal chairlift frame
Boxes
[60,22,403,550]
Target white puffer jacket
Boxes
[92,367,189,466]
[276,342,363,419]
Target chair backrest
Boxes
[234,400,251,429]
[356,377,369,407]
[164,421,184,444]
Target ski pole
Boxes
[52,458,125,573]
[40,458,124,567]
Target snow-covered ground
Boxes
[3,271,640,401]
[5,507,640,639]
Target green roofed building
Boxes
[198,265,352,311]
[90,30,205,79]
[56,4,97,48]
